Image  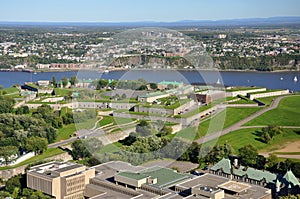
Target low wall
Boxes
[0,152,72,180]
[226,104,259,107]
[227,88,267,97]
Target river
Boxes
[0,70,300,91]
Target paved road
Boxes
[48,118,138,148]
[49,137,77,148]
[195,95,291,144]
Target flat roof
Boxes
[54,164,84,173]
[140,166,191,188]
[176,173,229,188]
[218,181,250,193]
[117,172,148,180]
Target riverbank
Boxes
[1,67,299,73]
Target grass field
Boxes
[176,127,198,140]
[245,95,300,126]
[98,142,123,153]
[3,87,19,94]
[206,128,300,153]
[54,88,72,96]
[0,148,65,170]
[56,118,97,141]
[198,107,262,137]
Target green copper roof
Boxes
[213,158,277,184]
[210,158,231,174]
[282,170,300,186]
[158,81,182,85]
[232,166,247,176]
[140,166,190,188]
[246,168,277,183]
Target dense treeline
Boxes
[0,100,76,165]
[214,54,300,71]
[72,122,300,178]
[0,55,77,69]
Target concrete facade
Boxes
[226,88,267,97]
[247,89,289,100]
[27,161,95,199]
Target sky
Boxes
[0,0,300,22]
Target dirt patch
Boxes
[260,140,300,160]
[273,140,300,153]
[140,159,199,173]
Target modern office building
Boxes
[27,161,95,199]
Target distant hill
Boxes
[1,16,300,27]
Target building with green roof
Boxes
[114,166,191,189]
[282,170,300,188]
[210,158,300,191]
[157,81,183,90]
[210,158,232,178]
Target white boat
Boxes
[294,76,298,82]
[280,77,283,81]
[216,78,221,84]
[104,70,109,74]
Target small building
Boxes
[157,81,183,90]
[226,87,267,97]
[37,80,50,87]
[195,90,226,104]
[247,89,290,100]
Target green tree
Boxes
[51,76,57,87]
[238,144,258,167]
[71,140,91,160]
[149,83,158,90]
[0,146,18,165]
[69,76,78,86]
[61,77,69,88]
[25,137,48,155]
[136,120,152,137]
[96,79,109,90]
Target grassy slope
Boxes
[245,95,300,126]
[206,128,300,153]
[198,107,262,136]
[56,118,97,141]
[0,148,65,170]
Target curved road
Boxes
[196,95,292,144]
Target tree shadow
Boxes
[294,130,300,135]
[252,130,266,143]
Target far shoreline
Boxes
[0,67,299,74]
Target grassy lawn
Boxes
[3,87,19,94]
[176,127,198,140]
[255,96,277,106]
[54,88,72,96]
[56,118,97,141]
[198,107,262,137]
[114,117,136,125]
[228,96,256,104]
[206,128,300,154]
[0,148,65,170]
[245,95,300,126]
[179,104,213,118]
[97,116,115,127]
[98,142,123,154]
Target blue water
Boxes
[1,70,300,91]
